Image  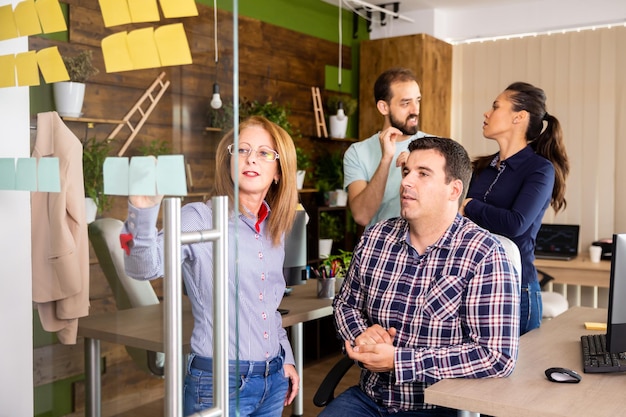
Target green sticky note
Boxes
[103,157,129,195]
[37,157,60,192]
[157,155,187,196]
[129,156,156,196]
[15,158,37,191]
[0,158,16,190]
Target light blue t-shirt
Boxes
[343,131,427,228]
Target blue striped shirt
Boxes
[333,214,520,412]
[123,200,294,365]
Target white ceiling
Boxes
[322,0,626,42]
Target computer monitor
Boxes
[606,234,626,353]
[283,207,308,286]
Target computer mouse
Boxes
[545,367,582,383]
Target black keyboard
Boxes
[581,334,626,373]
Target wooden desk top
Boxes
[535,255,611,272]
[535,256,611,288]
[78,281,332,353]
[425,307,625,417]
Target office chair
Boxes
[313,234,525,411]
[88,217,165,376]
[538,269,569,319]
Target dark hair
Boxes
[373,67,418,103]
[473,82,570,212]
[408,136,472,205]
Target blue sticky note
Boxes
[0,158,16,190]
[37,157,60,192]
[15,158,37,191]
[157,155,187,196]
[103,157,129,195]
[129,156,157,196]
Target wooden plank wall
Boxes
[358,34,452,139]
[30,1,352,414]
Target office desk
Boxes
[425,307,625,417]
[535,256,611,307]
[78,281,333,417]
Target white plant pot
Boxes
[53,81,86,117]
[318,238,333,259]
[328,189,348,207]
[85,197,97,224]
[329,114,348,139]
[296,170,306,190]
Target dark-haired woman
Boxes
[460,82,569,334]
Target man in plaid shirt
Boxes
[321,137,520,417]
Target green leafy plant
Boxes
[314,150,344,194]
[326,94,357,117]
[207,97,298,137]
[319,211,344,242]
[82,137,112,214]
[296,147,311,171]
[62,50,99,83]
[137,138,171,156]
[319,249,352,278]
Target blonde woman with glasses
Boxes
[122,116,300,416]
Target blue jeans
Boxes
[519,280,542,335]
[318,386,458,417]
[184,353,289,417]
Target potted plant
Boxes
[295,146,311,190]
[54,50,99,118]
[82,136,112,222]
[314,150,345,205]
[326,94,357,139]
[318,211,344,258]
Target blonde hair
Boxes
[213,116,298,246]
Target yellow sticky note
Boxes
[128,0,159,23]
[16,51,40,87]
[98,0,131,27]
[101,32,134,73]
[584,322,607,331]
[158,0,197,18]
[0,54,16,88]
[36,46,69,83]
[0,5,19,41]
[14,0,42,37]
[127,27,160,70]
[35,0,67,34]
[155,23,192,67]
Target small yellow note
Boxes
[14,0,42,37]
[98,0,131,27]
[35,0,67,34]
[0,54,16,88]
[101,32,134,73]
[584,322,607,331]
[16,51,40,86]
[36,46,69,83]
[128,0,159,23]
[155,23,192,67]
[0,4,19,41]
[127,27,160,70]
[158,0,198,18]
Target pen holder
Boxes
[317,277,336,299]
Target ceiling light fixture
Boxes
[210,0,222,109]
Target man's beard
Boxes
[390,112,419,136]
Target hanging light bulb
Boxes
[210,82,222,109]
[335,100,346,121]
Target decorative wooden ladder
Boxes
[311,86,328,138]
[112,72,171,156]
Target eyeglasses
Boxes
[227,143,280,162]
